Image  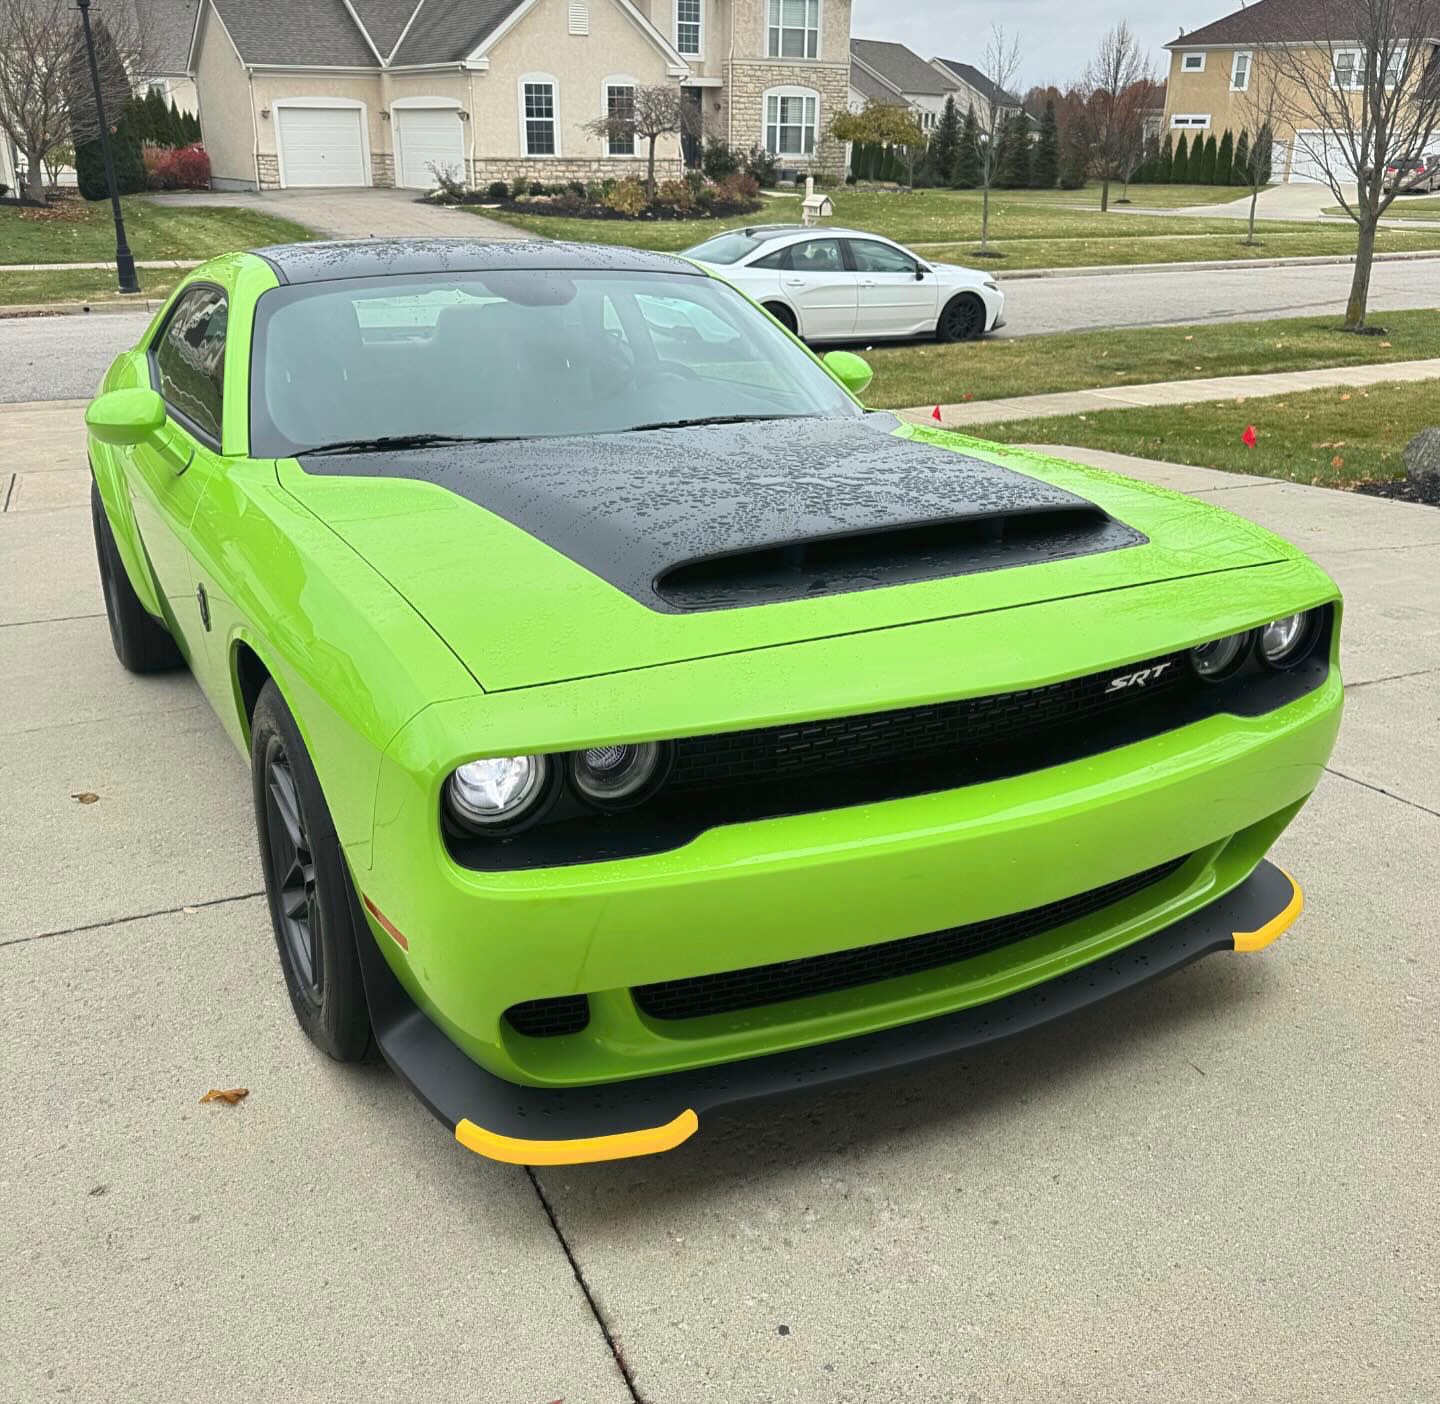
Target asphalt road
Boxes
[3,401,1438,1403]
[5,254,1440,404]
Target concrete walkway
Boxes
[144,186,526,240]
[1,259,202,271]
[899,355,1440,428]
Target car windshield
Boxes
[249,268,859,456]
[681,231,784,265]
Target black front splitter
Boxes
[351,860,1300,1165]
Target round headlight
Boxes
[1258,611,1320,669]
[1190,631,1250,681]
[570,742,665,808]
[446,754,547,829]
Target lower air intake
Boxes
[505,995,590,1038]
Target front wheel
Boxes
[763,301,799,336]
[252,680,373,1062]
[936,293,987,343]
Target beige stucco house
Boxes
[1163,0,1440,181]
[188,0,850,191]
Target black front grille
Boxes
[505,995,590,1038]
[633,855,1190,1022]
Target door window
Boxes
[847,239,917,275]
[788,238,843,273]
[151,285,227,444]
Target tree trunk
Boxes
[980,178,991,250]
[646,135,658,200]
[1100,174,1111,212]
[21,148,48,205]
[1343,216,1378,331]
[1246,188,1259,245]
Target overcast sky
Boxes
[850,0,1231,90]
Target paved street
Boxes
[6,251,1439,404]
[3,400,1436,1402]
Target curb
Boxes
[995,248,1440,281]
[0,298,167,320]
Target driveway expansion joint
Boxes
[1324,766,1440,821]
[1,890,266,950]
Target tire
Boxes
[764,301,799,336]
[90,477,184,673]
[936,293,987,343]
[251,680,373,1063]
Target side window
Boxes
[848,240,916,275]
[788,238,844,273]
[749,246,791,270]
[151,286,227,444]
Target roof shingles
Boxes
[851,38,957,96]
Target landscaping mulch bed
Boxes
[1355,471,1440,507]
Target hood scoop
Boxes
[656,503,1124,610]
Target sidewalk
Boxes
[0,259,201,271]
[898,355,1440,428]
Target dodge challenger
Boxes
[84,239,1343,1166]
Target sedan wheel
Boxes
[937,293,987,343]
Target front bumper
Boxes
[353,861,1302,1165]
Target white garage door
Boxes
[1289,129,1356,184]
[394,106,465,189]
[276,105,367,188]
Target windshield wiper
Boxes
[617,413,810,434]
[299,432,519,456]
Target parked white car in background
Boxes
[682,225,1006,344]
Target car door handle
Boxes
[782,277,807,287]
[859,278,877,287]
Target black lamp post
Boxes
[75,0,140,294]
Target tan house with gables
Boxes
[1163,0,1440,181]
[187,0,850,191]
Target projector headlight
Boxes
[445,754,548,830]
[570,742,667,809]
[1258,610,1322,669]
[1189,631,1251,681]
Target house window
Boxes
[521,78,557,155]
[767,0,819,60]
[568,3,588,35]
[605,81,635,156]
[1181,52,1205,72]
[1230,50,1251,90]
[676,0,701,56]
[1333,48,1363,90]
[1384,46,1406,87]
[764,86,818,155]
[1170,113,1211,129]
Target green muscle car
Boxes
[84,239,1341,1165]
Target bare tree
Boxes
[1079,22,1156,211]
[1231,47,1286,246]
[584,83,700,199]
[975,24,1022,253]
[1258,0,1440,330]
[0,0,150,204]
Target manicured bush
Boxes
[156,143,211,190]
[654,178,694,212]
[510,174,529,199]
[603,176,648,215]
[701,138,741,181]
[487,180,510,199]
[1198,134,1218,183]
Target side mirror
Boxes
[85,387,167,446]
[823,349,874,399]
[914,267,926,280]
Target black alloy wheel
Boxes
[263,742,323,1006]
[937,293,986,343]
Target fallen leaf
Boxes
[1339,393,1352,401]
[89,1184,109,1197]
[1331,455,1345,468]
[1379,341,1392,347]
[1183,335,1194,341]
[182,906,198,914]
[200,1088,249,1106]
[71,792,99,804]
[1234,396,1246,404]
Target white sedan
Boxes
[682,225,1005,344]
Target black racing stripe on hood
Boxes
[297,416,1144,613]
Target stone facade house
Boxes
[186,0,851,191]
[1162,0,1440,181]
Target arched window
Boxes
[763,86,819,156]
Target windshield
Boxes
[249,268,859,456]
[681,231,783,265]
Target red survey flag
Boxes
[1241,424,1258,447]
[931,405,943,422]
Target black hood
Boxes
[298,416,1143,612]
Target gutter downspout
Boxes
[468,67,477,186]
[247,65,261,190]
[727,0,734,146]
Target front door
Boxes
[125,283,228,654]
[681,87,702,167]
[779,237,857,341]
[844,238,939,337]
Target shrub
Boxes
[585,181,605,203]
[511,174,529,199]
[487,180,510,200]
[717,170,760,202]
[527,179,546,196]
[743,144,778,187]
[568,179,587,198]
[654,178,694,212]
[701,138,742,181]
[429,164,466,202]
[144,142,210,191]
[604,176,648,215]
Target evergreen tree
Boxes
[955,104,981,187]
[1158,132,1174,182]
[187,110,203,142]
[1257,123,1274,183]
[1030,99,1059,189]
[169,99,186,145]
[1004,114,1033,187]
[1232,129,1251,185]
[145,87,174,145]
[1215,129,1234,186]
[930,96,961,186]
[68,19,146,199]
[1172,132,1190,182]
[1199,133,1218,183]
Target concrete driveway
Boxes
[2,403,1437,1403]
[144,186,524,241]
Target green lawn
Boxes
[976,378,1434,487]
[862,309,1440,409]
[1019,182,1259,209]
[1327,195,1440,220]
[476,187,1440,268]
[0,268,183,307]
[0,195,314,266]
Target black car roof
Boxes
[250,238,702,285]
